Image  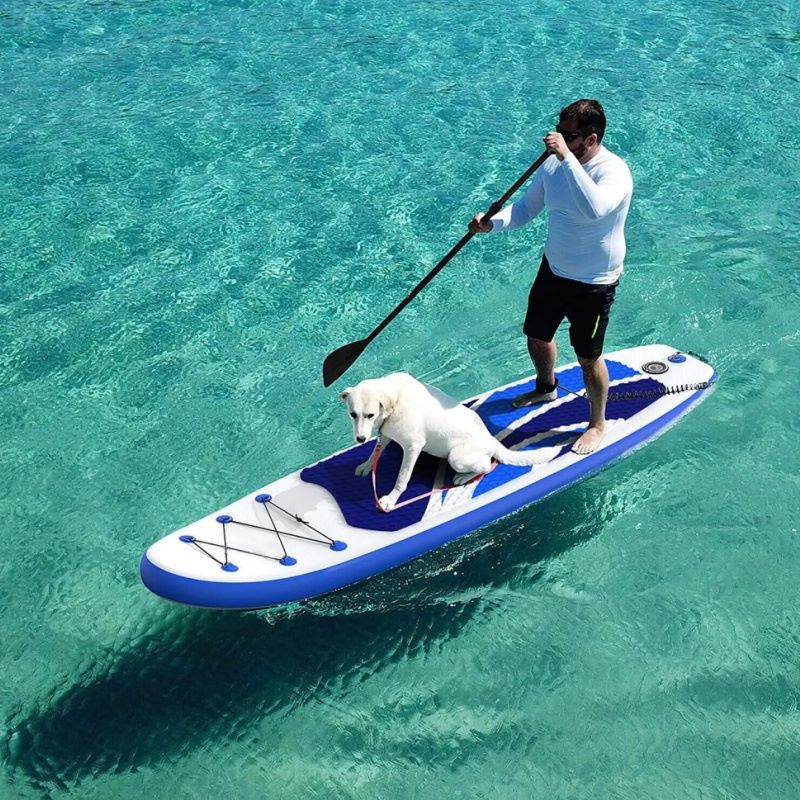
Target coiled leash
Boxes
[370,443,497,513]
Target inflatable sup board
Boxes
[140,344,715,610]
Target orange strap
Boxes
[370,443,497,513]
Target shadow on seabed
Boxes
[3,469,631,792]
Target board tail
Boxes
[492,442,562,467]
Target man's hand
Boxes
[468,212,493,233]
[543,131,570,161]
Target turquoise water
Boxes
[2,0,799,796]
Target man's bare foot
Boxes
[512,386,558,408]
[572,425,605,455]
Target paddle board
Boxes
[140,344,715,610]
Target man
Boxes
[470,99,633,455]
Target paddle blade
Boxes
[322,338,369,387]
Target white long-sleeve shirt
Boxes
[489,146,633,284]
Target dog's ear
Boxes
[379,386,398,418]
[339,389,351,402]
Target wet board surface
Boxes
[140,344,716,610]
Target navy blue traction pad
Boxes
[301,362,661,532]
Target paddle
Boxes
[322,149,551,387]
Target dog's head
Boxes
[340,379,396,444]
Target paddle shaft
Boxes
[364,150,550,346]
[322,149,551,385]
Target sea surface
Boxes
[2,1,799,798]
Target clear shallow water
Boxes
[2,0,799,797]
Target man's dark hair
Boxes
[560,99,606,142]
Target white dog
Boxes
[341,372,560,511]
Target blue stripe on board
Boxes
[474,361,638,436]
[471,431,576,499]
[502,377,665,450]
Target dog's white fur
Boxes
[341,372,560,511]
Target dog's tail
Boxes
[491,442,562,467]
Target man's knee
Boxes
[528,336,554,353]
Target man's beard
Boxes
[572,142,588,160]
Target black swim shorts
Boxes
[522,255,618,359]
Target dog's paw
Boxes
[453,472,480,486]
[354,460,373,477]
[378,493,399,512]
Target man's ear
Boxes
[340,389,351,402]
